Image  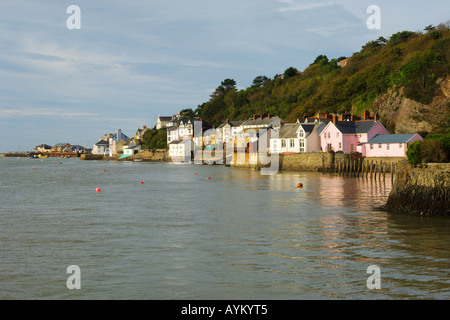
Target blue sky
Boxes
[0,0,449,152]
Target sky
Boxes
[0,0,449,152]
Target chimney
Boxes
[260,114,263,120]
[350,114,355,121]
[374,113,379,121]
[143,125,147,129]
[268,114,271,119]
[364,110,370,120]
[253,115,257,120]
[333,115,338,124]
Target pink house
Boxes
[362,134,423,157]
[320,120,389,154]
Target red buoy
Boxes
[96,188,101,192]
[297,183,303,188]
[140,181,144,184]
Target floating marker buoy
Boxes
[96,188,101,192]
[297,183,303,188]
[86,164,88,167]
[195,172,198,175]
[206,177,211,180]
[102,169,106,172]
[140,181,144,184]
[32,167,36,170]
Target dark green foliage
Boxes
[190,25,449,124]
[283,67,299,79]
[406,140,423,164]
[142,128,167,150]
[406,133,450,164]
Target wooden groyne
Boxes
[385,164,450,216]
[324,158,400,183]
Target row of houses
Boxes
[92,128,148,158]
[34,143,91,154]
[158,111,423,160]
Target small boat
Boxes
[134,159,143,162]
[38,154,48,158]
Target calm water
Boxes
[0,157,449,300]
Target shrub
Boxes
[406,140,422,164]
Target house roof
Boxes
[334,121,378,134]
[54,143,71,147]
[95,140,109,146]
[36,144,52,149]
[314,122,327,135]
[299,123,316,134]
[278,123,300,138]
[367,134,419,144]
[168,118,212,131]
[158,116,172,121]
[241,116,281,127]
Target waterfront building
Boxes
[320,118,389,154]
[361,133,424,157]
[270,121,326,154]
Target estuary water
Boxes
[0,157,449,300]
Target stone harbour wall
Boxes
[385,163,450,216]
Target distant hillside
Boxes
[192,22,450,135]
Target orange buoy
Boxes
[195,172,198,175]
[206,177,211,180]
[140,181,144,184]
[102,169,106,172]
[96,187,101,192]
[297,183,303,188]
[32,167,37,170]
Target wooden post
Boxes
[391,163,394,184]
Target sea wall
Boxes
[80,150,168,161]
[278,153,331,172]
[385,163,450,216]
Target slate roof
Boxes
[95,140,109,146]
[241,116,281,127]
[367,134,419,144]
[334,121,378,134]
[278,123,300,138]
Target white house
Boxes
[93,140,109,155]
[270,122,326,154]
[123,142,142,156]
[168,139,194,163]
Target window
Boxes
[339,142,342,150]
[387,144,390,150]
[399,143,402,148]
[370,144,374,150]
[299,140,305,152]
[379,144,382,148]
[290,139,295,148]
[299,131,304,138]
[327,132,330,139]
[281,139,286,148]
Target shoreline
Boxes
[79,150,450,217]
